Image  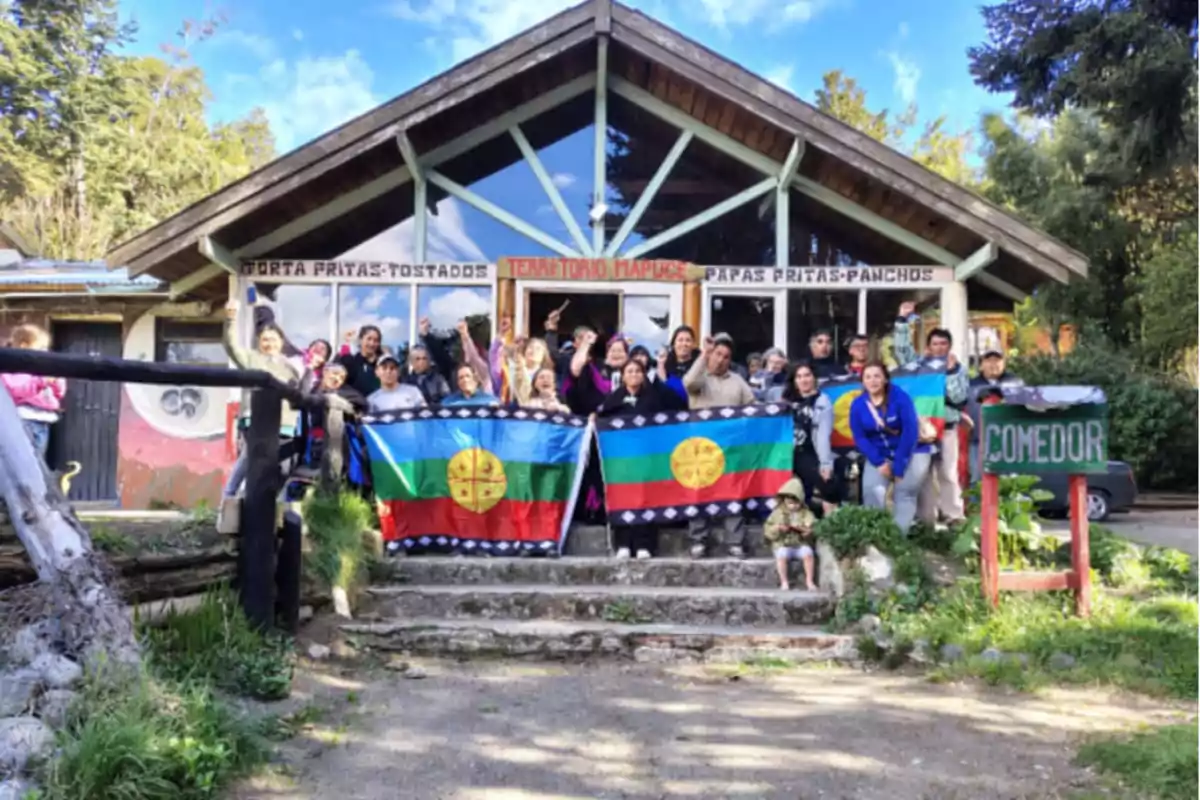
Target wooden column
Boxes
[238,387,282,631]
[683,280,702,333]
[497,277,517,331]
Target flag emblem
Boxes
[670,436,725,489]
[447,447,507,513]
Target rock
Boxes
[306,644,331,660]
[30,653,82,689]
[939,644,966,663]
[1047,652,1076,671]
[854,614,882,635]
[816,542,844,597]
[35,689,78,728]
[403,666,427,680]
[0,779,34,800]
[299,605,315,622]
[0,671,39,717]
[384,660,410,672]
[856,546,895,591]
[1005,653,1030,668]
[8,622,59,666]
[911,639,934,664]
[980,647,1003,663]
[0,717,53,773]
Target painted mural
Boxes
[117,309,233,509]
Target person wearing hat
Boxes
[966,347,1024,483]
[366,353,426,414]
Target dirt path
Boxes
[233,658,1190,800]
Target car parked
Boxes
[1035,461,1138,522]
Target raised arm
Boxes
[814,393,835,469]
[456,321,494,395]
[683,340,712,394]
[570,330,596,378]
[222,301,258,369]
[891,300,919,366]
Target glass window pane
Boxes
[709,294,774,367]
[865,289,938,367]
[416,285,493,347]
[258,284,332,357]
[162,342,226,366]
[338,285,412,359]
[623,295,671,354]
[786,290,858,364]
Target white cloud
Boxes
[550,172,576,189]
[887,52,921,104]
[255,50,379,151]
[623,295,673,353]
[339,288,410,346]
[695,0,828,30]
[263,286,332,348]
[212,29,277,61]
[389,0,582,61]
[764,63,795,93]
[291,28,304,41]
[425,288,492,330]
[340,198,486,263]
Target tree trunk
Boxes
[0,388,139,666]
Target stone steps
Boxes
[563,524,770,558]
[366,583,833,628]
[378,556,815,590]
[342,618,856,664]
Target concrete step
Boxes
[366,583,833,627]
[563,523,769,558]
[379,556,813,589]
[342,618,856,664]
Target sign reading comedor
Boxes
[982,403,1108,475]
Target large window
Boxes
[709,294,776,368]
[786,290,858,363]
[623,295,671,354]
[154,319,225,365]
[258,284,333,357]
[417,285,492,347]
[338,285,411,360]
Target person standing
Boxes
[337,325,385,397]
[366,354,426,413]
[780,362,840,516]
[682,335,756,559]
[808,329,848,381]
[849,362,932,533]
[966,348,1024,483]
[1,324,65,460]
[892,301,969,525]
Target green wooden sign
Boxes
[981,403,1108,474]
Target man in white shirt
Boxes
[367,354,426,413]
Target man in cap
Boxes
[366,353,426,414]
[966,346,1024,483]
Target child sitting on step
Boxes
[763,477,817,591]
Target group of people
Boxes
[219,297,1025,583]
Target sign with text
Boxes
[239,260,495,284]
[982,403,1108,475]
[497,257,705,282]
[703,265,955,287]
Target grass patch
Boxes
[35,586,294,799]
[301,487,375,604]
[1076,722,1198,800]
[887,579,1197,699]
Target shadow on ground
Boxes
[230,653,1191,800]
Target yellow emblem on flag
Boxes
[447,447,508,514]
[670,436,726,490]
[833,388,863,441]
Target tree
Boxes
[970,0,1198,183]
[0,6,276,260]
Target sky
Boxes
[114,0,1015,349]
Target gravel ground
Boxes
[233,659,1189,800]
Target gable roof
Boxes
[105,0,1086,301]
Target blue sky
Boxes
[114,0,1014,345]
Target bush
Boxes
[814,505,903,559]
[955,475,1059,570]
[1076,722,1198,800]
[1012,343,1198,489]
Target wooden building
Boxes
[98,0,1087,507]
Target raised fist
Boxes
[343,328,357,344]
[418,317,431,336]
[455,320,469,337]
[583,330,597,346]
[499,316,512,334]
[545,308,561,331]
[899,301,916,318]
[701,336,715,355]
[224,299,238,319]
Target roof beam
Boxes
[232,72,597,259]
[605,129,691,256]
[426,169,584,258]
[510,124,593,255]
[954,240,999,281]
[395,130,424,184]
[170,236,241,299]
[973,271,1026,302]
[591,37,609,254]
[623,177,776,259]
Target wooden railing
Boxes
[0,346,336,633]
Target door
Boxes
[50,322,122,503]
[516,281,684,358]
[702,286,786,366]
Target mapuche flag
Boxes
[822,363,947,454]
[362,407,590,554]
[595,404,794,526]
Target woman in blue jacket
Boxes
[848,362,932,533]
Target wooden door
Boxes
[49,322,122,503]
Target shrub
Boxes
[814,505,903,559]
[301,487,375,602]
[1012,343,1198,489]
[955,475,1058,570]
[1076,722,1198,800]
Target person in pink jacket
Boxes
[2,324,65,459]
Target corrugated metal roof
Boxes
[0,259,164,292]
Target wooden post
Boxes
[238,387,282,631]
[979,472,1000,608]
[1068,474,1092,617]
[275,510,303,634]
[683,280,701,333]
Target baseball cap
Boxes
[377,353,400,368]
[981,347,1004,359]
